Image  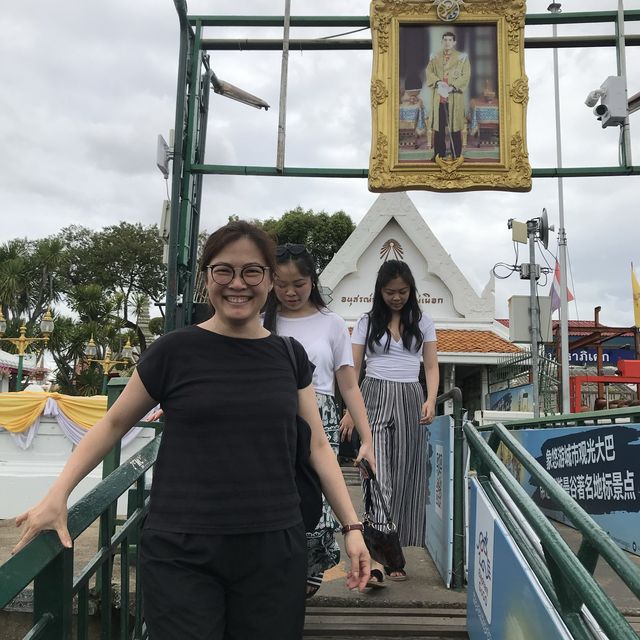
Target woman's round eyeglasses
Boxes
[205,264,270,286]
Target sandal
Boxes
[384,567,407,581]
[366,568,386,589]
[306,583,321,599]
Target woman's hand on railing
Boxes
[420,400,436,424]
[12,492,72,555]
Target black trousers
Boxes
[140,524,307,640]
[433,102,462,159]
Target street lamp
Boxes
[84,336,134,395]
[0,309,55,391]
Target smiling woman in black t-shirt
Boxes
[12,220,370,640]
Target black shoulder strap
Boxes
[281,335,298,380]
[359,459,395,527]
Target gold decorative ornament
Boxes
[371,79,389,107]
[368,0,531,193]
[509,77,529,104]
[380,239,405,260]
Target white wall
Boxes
[0,417,156,518]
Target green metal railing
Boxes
[0,381,161,640]
[166,3,640,332]
[465,410,640,639]
[478,404,640,431]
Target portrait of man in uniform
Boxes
[396,23,499,165]
[369,2,531,192]
[425,31,471,160]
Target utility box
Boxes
[594,76,627,128]
[617,359,640,377]
[508,295,553,343]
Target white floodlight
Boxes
[210,71,270,111]
[584,89,603,108]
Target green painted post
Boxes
[33,544,73,640]
[16,353,24,392]
[102,378,128,478]
[101,373,108,396]
[95,377,127,600]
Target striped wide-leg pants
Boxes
[360,376,427,547]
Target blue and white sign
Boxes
[489,383,533,413]
[505,424,640,555]
[544,346,636,365]
[425,415,454,587]
[468,478,572,640]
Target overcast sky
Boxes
[1,0,639,325]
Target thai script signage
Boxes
[341,291,445,307]
[544,346,636,365]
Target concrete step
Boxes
[305,606,468,638]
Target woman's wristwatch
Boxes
[341,522,364,535]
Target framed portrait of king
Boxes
[368,0,531,193]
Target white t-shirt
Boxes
[351,312,437,383]
[276,309,354,396]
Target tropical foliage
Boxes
[0,223,164,394]
[1,210,354,392]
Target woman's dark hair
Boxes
[367,260,423,353]
[200,220,277,275]
[262,244,326,333]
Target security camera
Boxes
[593,104,608,121]
[585,89,602,108]
[587,76,628,127]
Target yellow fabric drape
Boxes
[0,392,108,433]
[53,393,108,429]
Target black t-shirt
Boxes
[136,326,313,535]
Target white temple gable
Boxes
[321,192,495,324]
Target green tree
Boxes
[58,222,165,353]
[258,207,355,271]
[0,223,165,393]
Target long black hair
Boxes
[367,260,423,353]
[262,244,327,333]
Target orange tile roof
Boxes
[436,329,522,354]
[497,319,636,337]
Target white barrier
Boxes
[0,416,156,518]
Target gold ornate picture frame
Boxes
[368,0,531,193]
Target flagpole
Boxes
[548,2,571,414]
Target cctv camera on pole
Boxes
[585,76,628,128]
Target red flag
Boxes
[549,258,574,314]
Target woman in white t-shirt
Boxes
[263,243,376,598]
[342,260,439,582]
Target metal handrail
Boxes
[477,405,640,431]
[489,422,640,598]
[0,435,160,639]
[465,420,640,639]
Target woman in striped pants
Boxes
[342,260,439,582]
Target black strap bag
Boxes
[359,459,406,572]
[282,336,323,533]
